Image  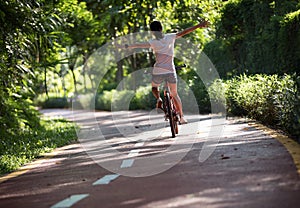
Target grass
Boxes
[0,118,77,175]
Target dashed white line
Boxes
[92,174,120,185]
[50,194,89,208]
[120,149,140,168]
[128,149,140,157]
[49,129,147,207]
[120,143,144,168]
[120,159,135,168]
[134,142,145,147]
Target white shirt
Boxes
[148,33,176,75]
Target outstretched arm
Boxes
[176,20,209,38]
[116,42,151,49]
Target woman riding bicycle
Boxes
[118,20,209,124]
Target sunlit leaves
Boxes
[208,74,299,137]
[214,0,299,75]
[0,0,62,143]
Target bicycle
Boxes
[156,65,186,138]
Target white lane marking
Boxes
[128,149,140,157]
[51,194,89,208]
[119,142,144,168]
[134,142,144,147]
[93,174,120,185]
[121,159,135,168]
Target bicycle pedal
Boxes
[164,115,169,121]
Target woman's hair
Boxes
[150,21,162,31]
[150,21,163,39]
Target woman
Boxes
[119,20,208,124]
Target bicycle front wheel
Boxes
[165,92,176,138]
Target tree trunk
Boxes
[44,67,49,98]
[115,47,124,90]
[130,54,137,91]
[116,60,124,90]
[70,67,78,95]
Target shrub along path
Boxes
[0,109,299,208]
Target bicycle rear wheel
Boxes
[165,92,176,138]
[174,114,179,134]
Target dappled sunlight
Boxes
[140,188,246,208]
[1,110,300,208]
[1,0,299,207]
[73,111,209,177]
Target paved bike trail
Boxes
[0,109,299,208]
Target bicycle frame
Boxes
[145,64,185,138]
[162,80,179,138]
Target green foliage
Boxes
[131,86,156,110]
[278,9,300,72]
[233,75,278,123]
[0,118,77,174]
[272,75,296,129]
[209,74,300,138]
[207,79,227,110]
[0,0,65,146]
[210,0,300,75]
[1,0,300,166]
[96,90,114,111]
[96,88,154,111]
[95,80,210,114]
[203,39,236,78]
[42,97,69,109]
[188,79,211,114]
[177,67,211,113]
[293,75,300,138]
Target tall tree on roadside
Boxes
[0,0,61,136]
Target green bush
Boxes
[234,74,278,123]
[178,69,212,114]
[72,93,95,110]
[188,80,211,114]
[96,83,210,113]
[96,89,138,111]
[209,74,299,138]
[41,97,69,109]
[112,90,136,111]
[130,86,156,110]
[290,75,300,139]
[96,90,114,111]
[223,77,247,116]
[273,74,297,131]
[207,79,227,113]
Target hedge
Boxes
[209,74,300,139]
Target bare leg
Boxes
[151,82,160,99]
[152,82,163,109]
[168,83,187,124]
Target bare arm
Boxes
[176,21,209,38]
[116,42,151,49]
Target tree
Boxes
[0,0,61,136]
[82,0,220,90]
[53,0,100,94]
[212,0,300,76]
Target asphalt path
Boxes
[0,109,299,208]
